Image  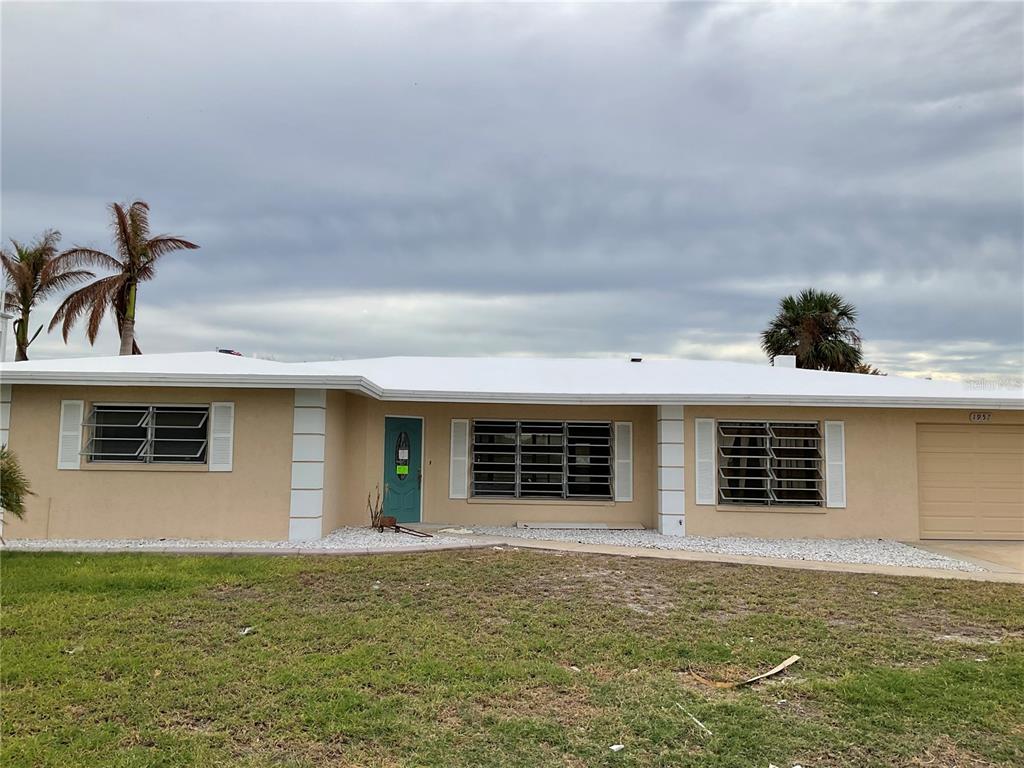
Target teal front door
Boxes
[383,417,423,523]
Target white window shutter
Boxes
[208,402,235,472]
[614,421,633,502]
[694,418,716,505]
[57,400,84,470]
[824,420,847,508]
[449,419,469,499]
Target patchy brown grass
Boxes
[908,734,1000,767]
[2,549,1022,767]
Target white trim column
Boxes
[0,384,11,447]
[0,383,8,540]
[289,389,326,541]
[657,405,686,536]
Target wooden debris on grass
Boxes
[689,655,801,689]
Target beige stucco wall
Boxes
[329,396,657,528]
[3,385,293,540]
[685,406,1024,540]
[5,382,1020,542]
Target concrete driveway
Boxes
[909,541,1024,574]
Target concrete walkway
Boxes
[907,540,1024,575]
[457,532,1024,584]
[0,541,494,557]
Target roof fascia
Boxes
[0,371,382,398]
[2,372,1020,410]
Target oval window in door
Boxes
[395,431,410,480]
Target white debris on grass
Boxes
[467,527,985,572]
[1,527,477,553]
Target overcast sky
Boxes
[2,2,1022,379]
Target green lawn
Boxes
[2,549,1022,767]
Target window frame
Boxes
[716,420,824,507]
[83,403,211,465]
[470,419,614,501]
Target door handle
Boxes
[418,470,422,489]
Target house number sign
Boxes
[969,412,992,423]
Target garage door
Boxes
[917,424,1024,540]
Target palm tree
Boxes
[760,288,864,372]
[854,362,885,376]
[50,201,198,355]
[1,230,94,361]
[0,446,32,521]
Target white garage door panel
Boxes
[979,485,1024,503]
[917,424,1024,541]
[980,455,1024,476]
[919,483,973,503]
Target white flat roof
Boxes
[1,351,1021,409]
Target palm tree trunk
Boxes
[118,283,138,356]
[115,315,143,354]
[13,316,28,361]
[118,318,136,356]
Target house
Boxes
[1,351,1021,542]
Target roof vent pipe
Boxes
[774,355,797,368]
[628,353,643,363]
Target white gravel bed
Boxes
[1,527,478,553]
[469,527,986,572]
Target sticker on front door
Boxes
[396,432,410,476]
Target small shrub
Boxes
[0,446,32,519]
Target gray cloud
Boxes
[2,1,1022,379]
